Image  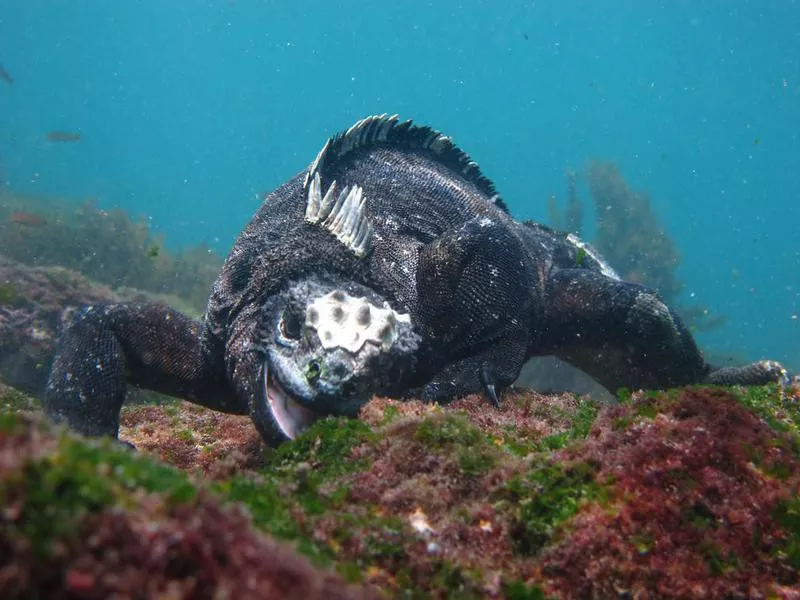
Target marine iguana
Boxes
[44,114,793,445]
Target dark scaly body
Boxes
[44,115,792,445]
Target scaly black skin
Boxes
[44,115,792,445]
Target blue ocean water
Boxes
[0,0,798,370]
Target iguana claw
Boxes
[480,365,501,408]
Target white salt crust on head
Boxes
[305,290,411,354]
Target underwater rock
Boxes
[0,254,192,399]
[119,401,265,480]
[2,382,798,597]
[0,255,124,395]
[0,411,377,599]
[0,192,221,314]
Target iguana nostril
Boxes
[331,363,349,378]
[306,360,321,382]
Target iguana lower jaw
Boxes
[262,362,320,440]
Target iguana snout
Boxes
[255,275,420,439]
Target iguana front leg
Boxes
[414,216,534,403]
[44,303,241,438]
[541,268,792,393]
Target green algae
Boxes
[632,387,682,418]
[0,282,21,306]
[265,415,377,480]
[631,532,656,555]
[773,495,800,569]
[732,383,800,442]
[498,460,605,556]
[701,542,739,576]
[0,425,195,556]
[501,428,537,457]
[634,401,659,419]
[0,386,40,412]
[611,415,634,431]
[415,413,500,475]
[175,427,195,443]
[495,395,600,457]
[683,501,717,531]
[380,403,400,424]
[616,387,633,404]
[215,416,380,567]
[219,476,335,566]
[532,397,598,452]
[503,580,548,600]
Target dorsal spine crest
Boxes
[302,114,508,213]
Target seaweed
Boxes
[1,382,799,597]
[0,192,221,313]
[548,162,725,332]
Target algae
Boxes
[499,461,605,556]
[1,383,798,597]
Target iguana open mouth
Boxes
[262,364,319,439]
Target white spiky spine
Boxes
[305,290,411,354]
[305,172,373,258]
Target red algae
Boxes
[535,387,800,598]
[2,492,378,599]
[0,412,376,600]
[2,384,798,598]
[120,402,265,478]
[362,389,588,442]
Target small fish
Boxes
[753,137,760,146]
[9,211,47,227]
[45,131,82,143]
[0,64,12,86]
[523,33,529,41]
[147,244,160,259]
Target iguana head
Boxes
[253,275,420,441]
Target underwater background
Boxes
[0,0,798,374]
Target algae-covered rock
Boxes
[0,254,201,400]
[0,193,223,399]
[1,383,798,598]
[0,407,377,599]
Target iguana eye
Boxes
[279,310,303,340]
